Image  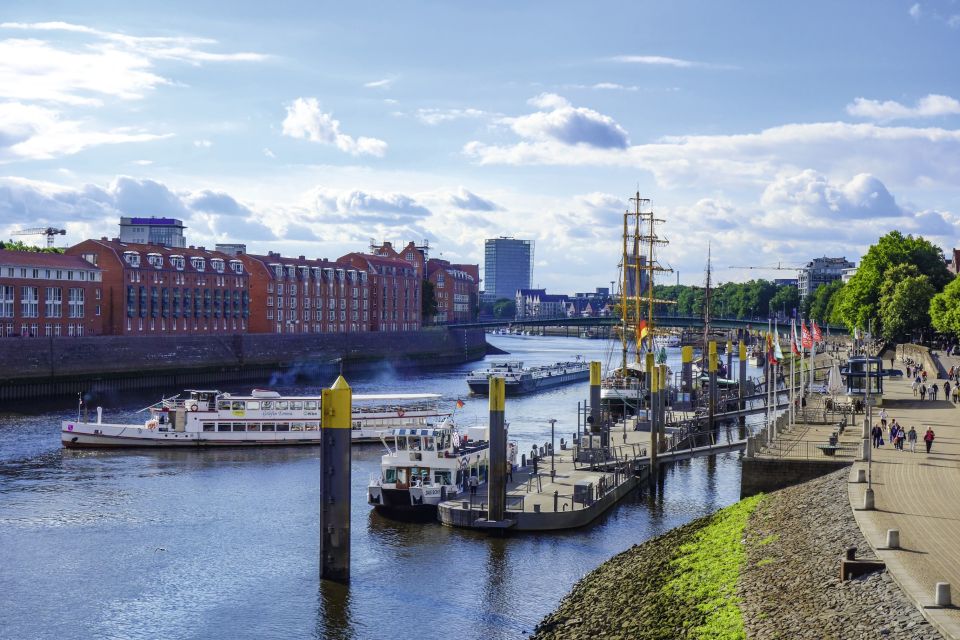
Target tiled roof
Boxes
[0,249,100,270]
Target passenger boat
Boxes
[61,389,451,448]
[367,423,517,518]
[465,358,590,395]
[653,333,681,348]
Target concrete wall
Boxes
[0,328,486,401]
[902,343,944,380]
[740,458,852,498]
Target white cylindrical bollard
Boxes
[864,487,875,510]
[857,468,866,483]
[97,406,103,424]
[887,529,900,549]
[861,439,870,461]
[936,582,952,607]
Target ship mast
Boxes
[629,192,671,360]
[702,243,712,357]
[621,212,629,374]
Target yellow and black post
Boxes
[708,341,718,431]
[726,339,733,382]
[649,363,659,471]
[589,361,602,442]
[320,375,352,583]
[738,341,748,429]
[681,345,694,409]
[487,376,506,524]
[659,363,669,443]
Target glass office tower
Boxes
[483,237,533,302]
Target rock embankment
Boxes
[532,469,941,639]
[739,469,939,640]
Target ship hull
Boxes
[468,369,589,395]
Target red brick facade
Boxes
[0,250,104,338]
[237,252,370,334]
[66,239,250,335]
[427,259,479,323]
[339,250,421,332]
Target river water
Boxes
[1,335,750,640]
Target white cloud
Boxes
[449,187,501,211]
[497,93,630,149]
[0,102,170,160]
[281,97,387,157]
[760,170,904,220]
[263,147,276,158]
[909,3,922,19]
[132,159,153,166]
[415,108,489,125]
[193,139,212,148]
[363,77,395,89]
[948,14,960,28]
[608,55,737,70]
[846,94,960,121]
[309,187,430,223]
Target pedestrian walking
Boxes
[920,384,927,400]
[932,384,939,401]
[954,385,960,404]
[879,408,888,428]
[924,427,936,454]
[469,474,478,496]
[913,379,919,397]
[923,370,928,382]
[907,426,918,453]
[871,424,883,448]
[945,381,951,399]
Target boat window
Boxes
[304,400,318,411]
[218,400,231,411]
[276,401,288,410]
[304,421,319,430]
[396,468,409,485]
[246,401,260,410]
[434,471,451,485]
[276,423,289,432]
[384,468,397,483]
[247,423,261,432]
[217,423,231,432]
[261,401,273,410]
[232,422,246,431]
[424,437,435,451]
[291,422,304,431]
[202,422,215,432]
[231,401,244,411]
[353,421,362,429]
[396,436,408,450]
[261,423,275,431]
[409,436,422,451]
[290,401,303,410]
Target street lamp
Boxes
[549,418,557,479]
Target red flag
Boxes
[791,336,800,356]
[766,332,778,365]
[801,321,813,349]
[456,398,465,409]
[811,320,822,343]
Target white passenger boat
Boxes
[61,389,452,448]
[367,424,517,519]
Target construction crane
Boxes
[12,227,66,248]
[727,262,802,272]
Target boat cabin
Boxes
[843,356,886,406]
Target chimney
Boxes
[299,255,306,261]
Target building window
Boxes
[0,286,14,318]
[45,287,62,318]
[68,288,84,318]
[20,286,39,318]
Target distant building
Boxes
[567,288,614,317]
[841,267,858,284]
[798,256,855,301]
[426,259,479,324]
[119,217,186,248]
[948,249,960,275]
[215,243,247,256]
[0,249,103,338]
[774,278,798,287]
[484,237,532,303]
[68,238,248,335]
[515,288,568,320]
[339,251,421,332]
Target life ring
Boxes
[146,419,158,430]
[189,404,199,412]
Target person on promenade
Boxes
[922,370,928,382]
[879,408,888,428]
[907,426,918,453]
[945,381,951,400]
[920,384,927,400]
[932,384,939,401]
[913,378,919,397]
[924,427,935,453]
[871,423,883,448]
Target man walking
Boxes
[871,423,883,448]
[924,427,936,454]
[907,426,918,453]
[932,384,939,401]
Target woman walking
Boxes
[924,427,936,454]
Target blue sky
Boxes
[1,1,959,292]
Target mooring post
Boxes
[589,361,601,444]
[658,363,668,448]
[681,345,694,409]
[708,341,718,431]
[650,363,659,470]
[320,375,352,583]
[726,339,733,384]
[738,341,747,429]
[488,376,506,523]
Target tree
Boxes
[0,240,64,254]
[879,273,935,342]
[806,280,843,324]
[492,298,516,319]
[835,231,950,332]
[769,284,799,319]
[930,276,960,338]
[421,279,437,323]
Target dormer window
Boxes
[269,263,282,279]
[336,269,345,281]
[230,260,244,275]
[323,268,334,281]
[147,253,163,268]
[311,267,322,280]
[191,257,205,272]
[211,258,225,273]
[170,255,185,271]
[123,251,140,268]
[286,266,296,279]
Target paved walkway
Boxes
[849,351,960,639]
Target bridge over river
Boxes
[451,315,848,334]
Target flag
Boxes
[766,332,778,365]
[773,333,784,362]
[801,320,813,349]
[456,398,465,409]
[638,319,649,340]
[791,336,800,356]
[811,320,822,343]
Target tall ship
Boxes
[601,193,672,417]
[465,358,590,396]
[62,389,452,448]
[367,423,517,518]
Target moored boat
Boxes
[466,359,590,395]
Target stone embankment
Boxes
[532,469,941,640]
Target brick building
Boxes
[66,239,250,335]
[426,258,479,324]
[515,288,569,320]
[235,251,370,334]
[339,250,421,331]
[0,249,104,338]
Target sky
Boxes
[0,1,958,292]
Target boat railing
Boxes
[369,473,382,487]
[601,378,644,391]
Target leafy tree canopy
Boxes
[930,276,960,338]
[0,240,64,254]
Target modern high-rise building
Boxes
[798,256,855,301]
[119,217,186,248]
[483,237,532,302]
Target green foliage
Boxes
[0,240,65,254]
[878,273,935,341]
[806,280,844,324]
[421,279,438,321]
[665,494,763,639]
[492,298,516,319]
[930,276,960,338]
[654,281,795,319]
[835,231,949,332]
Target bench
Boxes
[816,444,844,456]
